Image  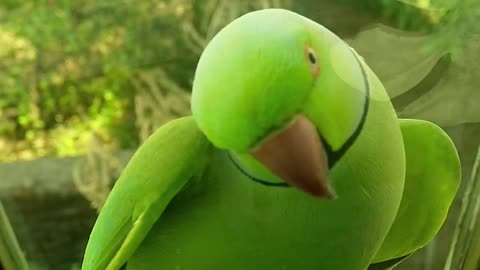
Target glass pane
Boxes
[0,1,478,269]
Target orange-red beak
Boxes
[251,115,336,199]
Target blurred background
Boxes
[0,0,479,269]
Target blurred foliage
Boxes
[0,0,173,160]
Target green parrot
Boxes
[81,9,461,270]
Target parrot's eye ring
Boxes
[304,45,320,77]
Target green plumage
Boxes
[81,9,460,270]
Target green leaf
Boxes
[347,24,446,98]
[398,37,480,126]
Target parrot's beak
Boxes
[251,115,337,199]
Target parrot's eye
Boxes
[304,45,320,77]
[307,50,316,64]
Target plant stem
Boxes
[0,201,30,270]
[444,144,480,270]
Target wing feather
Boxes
[81,117,212,270]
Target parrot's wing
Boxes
[368,254,411,270]
[371,118,461,265]
[81,117,213,270]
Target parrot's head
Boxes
[192,9,369,199]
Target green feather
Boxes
[372,119,461,263]
[81,117,212,270]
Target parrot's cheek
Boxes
[251,115,336,199]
